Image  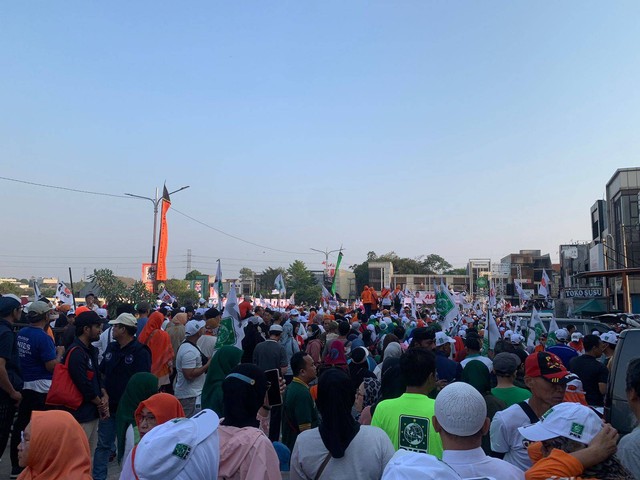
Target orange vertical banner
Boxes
[156,185,171,281]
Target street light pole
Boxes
[310,247,344,286]
[125,185,190,264]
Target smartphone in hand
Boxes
[265,369,282,407]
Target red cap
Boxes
[525,352,569,383]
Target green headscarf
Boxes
[462,359,491,395]
[200,346,243,417]
[115,372,158,463]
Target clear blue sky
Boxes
[0,1,636,281]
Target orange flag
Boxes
[156,185,171,281]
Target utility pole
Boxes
[310,246,344,287]
[186,249,192,277]
[125,185,190,265]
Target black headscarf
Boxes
[317,368,360,458]
[221,363,268,429]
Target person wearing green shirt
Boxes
[282,351,318,451]
[371,347,443,458]
[491,352,531,407]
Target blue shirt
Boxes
[435,350,463,382]
[136,316,148,337]
[16,326,56,382]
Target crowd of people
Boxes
[0,288,638,479]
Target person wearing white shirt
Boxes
[459,336,493,371]
[434,382,524,480]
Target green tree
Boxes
[89,269,156,318]
[239,267,255,281]
[421,254,452,274]
[0,282,22,296]
[164,279,200,306]
[185,270,203,280]
[287,260,321,305]
[444,267,467,275]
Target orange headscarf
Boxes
[18,410,91,480]
[135,393,185,429]
[138,312,174,378]
[172,312,188,325]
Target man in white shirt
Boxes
[175,319,211,417]
[490,351,570,471]
[434,382,524,480]
[459,336,493,371]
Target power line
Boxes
[0,176,132,199]
[171,207,315,256]
[1,175,317,257]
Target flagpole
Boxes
[69,267,77,310]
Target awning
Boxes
[572,298,609,316]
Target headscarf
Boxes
[116,372,159,463]
[279,321,295,352]
[221,363,268,429]
[317,368,361,458]
[200,346,243,417]
[138,311,174,378]
[382,342,402,371]
[18,410,92,480]
[462,360,491,395]
[323,340,347,366]
[172,312,188,325]
[362,377,382,409]
[134,393,186,430]
[366,324,377,343]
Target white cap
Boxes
[510,333,524,345]
[565,374,586,395]
[458,329,467,339]
[185,319,206,336]
[435,331,455,347]
[600,331,619,345]
[518,402,601,445]
[132,409,220,479]
[109,313,137,328]
[299,315,308,323]
[571,332,583,342]
[198,298,206,305]
[435,382,487,437]
[382,450,464,480]
[555,328,569,341]
[289,309,299,316]
[269,324,283,333]
[504,329,514,340]
[96,308,108,319]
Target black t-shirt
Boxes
[570,354,609,407]
[0,320,23,400]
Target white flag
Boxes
[157,288,176,304]
[483,310,501,353]
[321,285,331,309]
[437,280,460,332]
[527,306,548,348]
[216,283,244,350]
[489,281,496,308]
[288,293,295,306]
[274,274,286,295]
[538,269,551,298]
[55,282,74,306]
[514,280,531,301]
[33,280,42,301]
[547,317,560,346]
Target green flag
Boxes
[330,251,343,296]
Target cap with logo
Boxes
[525,352,569,383]
[109,313,138,328]
[518,402,601,445]
[185,320,206,336]
[132,409,220,479]
[600,331,619,345]
[434,331,455,347]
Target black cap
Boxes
[411,327,435,342]
[75,311,102,329]
[205,307,220,319]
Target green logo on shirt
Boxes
[399,415,430,453]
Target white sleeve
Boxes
[489,411,509,453]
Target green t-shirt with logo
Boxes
[371,392,443,458]
[491,386,531,407]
